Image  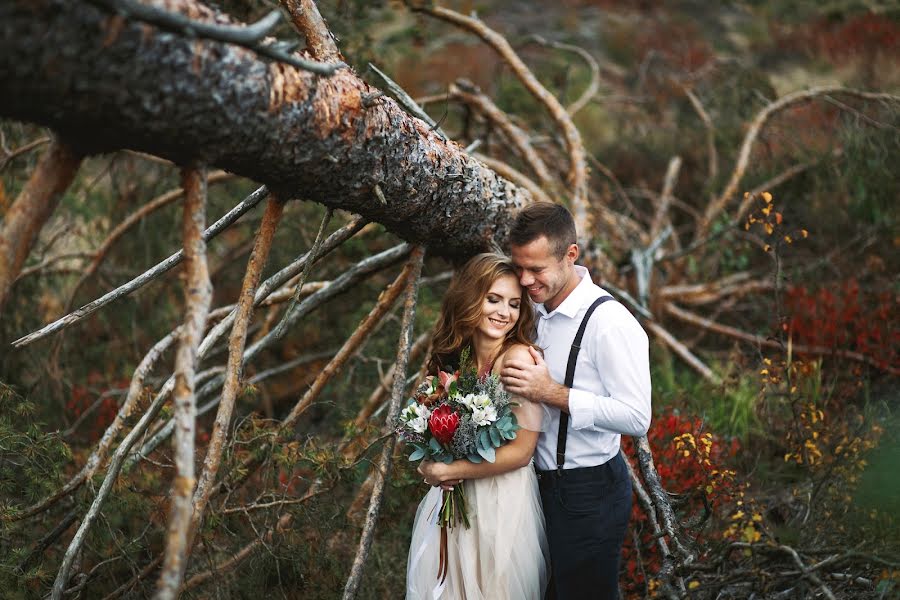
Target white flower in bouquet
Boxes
[401,403,432,433]
[472,404,498,427]
[459,393,489,409]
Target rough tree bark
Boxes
[156,165,212,599]
[0,0,528,261]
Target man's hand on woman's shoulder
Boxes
[500,346,569,410]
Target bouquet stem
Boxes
[437,483,469,582]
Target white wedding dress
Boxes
[406,398,549,599]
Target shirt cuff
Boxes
[567,388,596,430]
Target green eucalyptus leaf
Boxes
[489,427,501,447]
[477,444,496,463]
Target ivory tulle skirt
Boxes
[406,464,549,599]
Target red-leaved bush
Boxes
[784,279,898,371]
[621,411,740,597]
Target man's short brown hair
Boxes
[509,202,577,258]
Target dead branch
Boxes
[87,0,344,75]
[682,87,718,188]
[50,362,178,597]
[280,251,418,430]
[650,156,682,240]
[279,0,342,62]
[2,0,530,260]
[196,215,365,360]
[63,170,233,311]
[0,138,81,311]
[633,435,693,595]
[624,457,672,568]
[735,151,840,225]
[156,164,213,599]
[0,135,50,170]
[472,152,552,204]
[659,272,774,305]
[413,4,590,237]
[14,251,93,281]
[644,319,719,383]
[664,302,900,375]
[5,329,179,522]
[352,331,430,429]
[125,244,409,470]
[778,543,838,600]
[699,86,900,240]
[12,185,268,348]
[527,35,601,117]
[451,79,555,191]
[271,207,333,341]
[100,555,164,600]
[342,245,425,600]
[185,197,284,568]
[180,512,292,592]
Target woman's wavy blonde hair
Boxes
[427,253,536,374]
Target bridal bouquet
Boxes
[397,351,520,581]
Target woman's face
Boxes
[474,274,522,343]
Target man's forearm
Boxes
[541,380,571,413]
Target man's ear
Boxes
[566,243,579,264]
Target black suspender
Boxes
[556,295,615,473]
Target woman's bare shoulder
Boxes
[496,343,536,369]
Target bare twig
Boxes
[50,365,177,597]
[5,329,178,522]
[0,136,50,171]
[280,0,342,61]
[185,197,284,569]
[280,251,418,430]
[155,164,213,599]
[63,170,233,312]
[527,35,601,117]
[271,207,333,341]
[452,79,555,191]
[86,0,345,75]
[664,302,900,375]
[352,331,430,429]
[682,87,718,188]
[12,185,268,348]
[699,86,900,239]
[125,243,408,469]
[650,156,682,240]
[414,5,589,236]
[342,245,425,600]
[644,319,719,383]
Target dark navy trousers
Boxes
[537,452,632,600]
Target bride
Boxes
[406,253,549,599]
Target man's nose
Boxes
[519,271,534,286]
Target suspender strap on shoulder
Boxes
[555,295,615,473]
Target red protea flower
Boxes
[429,404,460,444]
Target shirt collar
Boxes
[536,265,594,319]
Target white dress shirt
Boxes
[533,265,652,471]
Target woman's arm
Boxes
[419,428,539,484]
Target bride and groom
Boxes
[406,202,652,599]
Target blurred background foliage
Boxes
[1,0,897,597]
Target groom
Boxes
[500,202,652,600]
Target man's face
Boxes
[510,235,577,312]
